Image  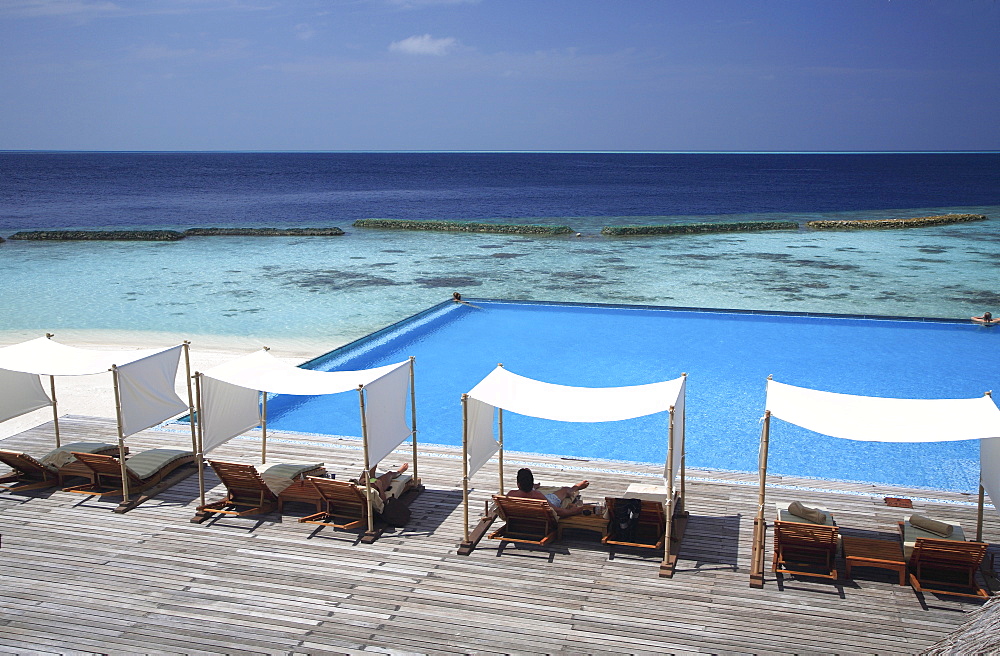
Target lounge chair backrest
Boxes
[0,450,55,477]
[72,451,138,482]
[491,495,560,545]
[308,477,370,517]
[911,538,988,567]
[602,497,667,549]
[774,521,839,548]
[493,495,559,523]
[208,461,277,502]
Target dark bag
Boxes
[611,498,642,542]
[378,497,411,527]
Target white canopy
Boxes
[199,350,412,462]
[458,366,688,562]
[0,368,52,423]
[468,366,685,423]
[464,366,685,478]
[0,337,175,376]
[765,379,1000,442]
[0,338,189,440]
[201,349,406,396]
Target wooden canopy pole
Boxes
[978,390,993,542]
[750,407,772,588]
[680,372,687,507]
[461,393,470,543]
[49,375,61,448]
[261,392,268,464]
[182,342,197,457]
[111,365,130,503]
[193,372,206,508]
[498,408,505,494]
[358,384,375,536]
[409,356,418,483]
[260,346,270,464]
[44,334,61,448]
[660,403,676,578]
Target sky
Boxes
[0,0,998,152]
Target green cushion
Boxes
[126,449,192,480]
[40,442,117,469]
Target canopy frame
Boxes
[191,353,419,540]
[749,378,1000,588]
[0,334,195,511]
[457,364,688,578]
[0,335,194,458]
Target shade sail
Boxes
[200,351,413,462]
[465,367,684,479]
[467,366,685,422]
[765,380,1000,443]
[465,397,498,478]
[0,337,177,376]
[202,349,408,395]
[982,438,1000,519]
[201,377,260,453]
[363,362,413,466]
[0,369,51,422]
[116,345,189,437]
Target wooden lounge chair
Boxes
[63,448,195,512]
[195,460,327,520]
[907,538,989,599]
[772,520,840,580]
[198,461,279,517]
[299,474,415,543]
[489,495,560,546]
[0,442,122,492]
[602,497,666,556]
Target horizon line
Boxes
[2,149,999,155]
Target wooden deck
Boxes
[0,416,997,655]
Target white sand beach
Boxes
[0,329,339,440]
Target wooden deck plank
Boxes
[0,416,995,654]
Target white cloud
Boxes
[389,34,457,56]
[295,23,316,40]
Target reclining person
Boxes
[507,467,592,517]
[360,462,409,501]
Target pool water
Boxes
[266,300,1000,493]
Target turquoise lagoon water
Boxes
[262,300,1000,494]
[0,204,998,344]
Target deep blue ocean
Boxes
[1,152,998,231]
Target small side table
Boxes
[842,536,907,586]
[558,507,609,540]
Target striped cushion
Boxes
[126,449,192,480]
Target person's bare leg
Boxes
[554,479,589,502]
[363,463,410,500]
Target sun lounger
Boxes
[898,516,966,560]
[299,474,415,543]
[63,448,195,512]
[489,495,560,546]
[0,442,122,492]
[602,497,667,556]
[896,519,987,598]
[772,520,840,580]
[196,460,327,520]
[775,501,835,526]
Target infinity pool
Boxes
[266,300,1000,492]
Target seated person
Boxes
[507,467,592,517]
[359,462,409,501]
[972,311,997,325]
